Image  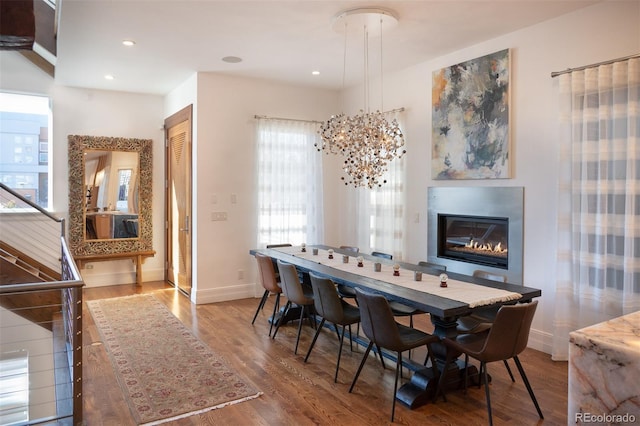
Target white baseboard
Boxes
[79,267,165,287]
[192,282,257,304]
[528,328,554,355]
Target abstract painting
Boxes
[432,49,510,179]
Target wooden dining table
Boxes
[249,245,542,409]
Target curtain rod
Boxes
[550,53,639,78]
[253,107,406,124]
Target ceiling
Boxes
[54,0,599,95]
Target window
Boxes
[0,93,51,209]
[355,111,406,259]
[256,119,324,247]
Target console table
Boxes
[74,250,155,285]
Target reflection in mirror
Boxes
[84,150,140,240]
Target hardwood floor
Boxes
[82,281,568,425]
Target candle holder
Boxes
[312,248,319,255]
[440,273,448,288]
[342,255,349,263]
[357,256,364,267]
[328,249,334,259]
[393,264,400,276]
[374,262,382,272]
[414,271,422,281]
[301,243,306,252]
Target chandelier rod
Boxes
[379,17,384,112]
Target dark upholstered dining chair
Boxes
[370,250,393,259]
[455,270,515,382]
[436,301,543,426]
[336,246,360,300]
[349,288,439,422]
[272,260,315,355]
[304,273,361,383]
[251,253,282,337]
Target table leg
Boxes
[396,315,478,408]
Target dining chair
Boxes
[265,243,292,281]
[454,270,516,382]
[380,253,440,332]
[349,288,440,422]
[370,250,393,259]
[417,261,447,272]
[435,301,543,426]
[251,253,283,337]
[266,243,292,248]
[304,273,361,383]
[272,260,315,354]
[337,245,360,300]
[457,270,508,333]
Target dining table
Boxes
[249,244,542,409]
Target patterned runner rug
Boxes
[87,294,261,425]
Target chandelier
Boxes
[316,8,406,189]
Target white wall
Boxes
[338,1,640,353]
[0,52,166,286]
[182,74,339,303]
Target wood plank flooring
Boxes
[82,281,568,425]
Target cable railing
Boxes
[0,183,84,425]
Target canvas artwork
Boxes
[432,49,510,179]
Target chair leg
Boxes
[349,342,374,393]
[272,301,291,339]
[481,362,493,426]
[348,324,354,352]
[335,324,346,383]
[391,352,402,422]
[303,318,326,363]
[268,293,281,337]
[376,344,386,369]
[503,359,516,382]
[294,305,306,354]
[463,354,470,393]
[251,290,269,324]
[513,356,544,419]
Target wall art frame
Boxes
[431,48,511,179]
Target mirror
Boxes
[68,135,153,256]
[84,150,139,239]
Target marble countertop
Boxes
[570,310,640,353]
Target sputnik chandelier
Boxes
[316,8,406,189]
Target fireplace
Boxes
[427,187,523,285]
[438,214,509,269]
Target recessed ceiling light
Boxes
[312,71,320,76]
[104,74,115,80]
[122,40,136,47]
[222,56,242,64]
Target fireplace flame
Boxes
[465,239,508,254]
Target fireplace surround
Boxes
[427,187,524,285]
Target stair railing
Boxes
[0,183,84,425]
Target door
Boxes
[165,105,193,295]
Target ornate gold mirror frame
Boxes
[68,135,153,256]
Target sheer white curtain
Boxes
[553,57,640,360]
[256,119,324,247]
[355,111,406,259]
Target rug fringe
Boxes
[140,392,263,426]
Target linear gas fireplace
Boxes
[427,187,524,285]
[438,214,509,269]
